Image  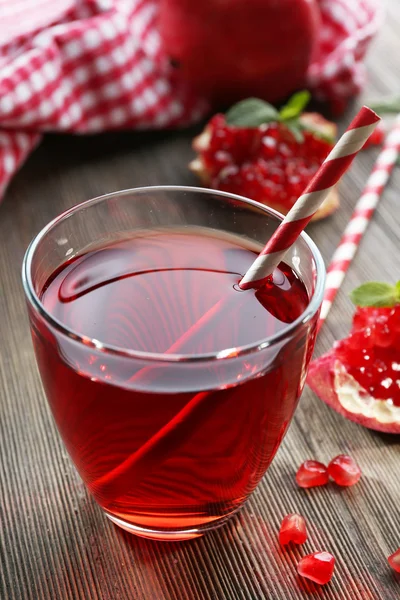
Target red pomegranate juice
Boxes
[31,230,315,538]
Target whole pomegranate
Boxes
[159,0,320,104]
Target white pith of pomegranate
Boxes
[308,303,400,434]
[334,361,400,425]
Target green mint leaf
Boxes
[284,121,304,143]
[225,98,280,127]
[279,90,311,121]
[369,95,400,114]
[299,121,335,144]
[350,282,399,307]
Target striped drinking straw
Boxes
[319,115,400,327]
[239,106,381,290]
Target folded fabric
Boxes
[0,0,382,200]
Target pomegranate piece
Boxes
[328,455,361,487]
[308,297,400,434]
[297,551,335,585]
[159,0,319,104]
[296,460,329,489]
[279,513,307,545]
[335,306,400,404]
[190,110,339,220]
[388,548,400,573]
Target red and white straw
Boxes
[319,114,400,326]
[240,106,381,290]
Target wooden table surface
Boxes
[1,6,400,600]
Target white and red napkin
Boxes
[0,0,381,199]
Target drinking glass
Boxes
[22,186,325,541]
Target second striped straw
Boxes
[319,114,400,326]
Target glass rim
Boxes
[22,185,326,363]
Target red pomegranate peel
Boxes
[92,108,380,502]
[239,107,380,290]
[319,115,400,329]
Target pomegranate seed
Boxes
[297,551,335,585]
[388,548,400,573]
[279,513,307,545]
[296,460,329,488]
[328,455,361,487]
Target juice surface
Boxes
[40,230,308,354]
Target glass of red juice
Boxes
[22,186,325,541]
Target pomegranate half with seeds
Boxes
[190,94,339,220]
[308,282,400,434]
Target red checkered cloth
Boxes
[0,0,382,200]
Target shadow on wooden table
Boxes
[111,507,335,599]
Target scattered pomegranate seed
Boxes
[388,548,400,573]
[363,122,385,149]
[328,455,361,487]
[297,551,335,585]
[296,460,329,488]
[279,513,307,545]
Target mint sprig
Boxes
[299,121,335,144]
[225,92,311,128]
[350,282,400,308]
[279,90,311,120]
[369,95,400,114]
[224,91,334,144]
[285,121,304,143]
[225,98,280,127]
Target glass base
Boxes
[104,505,243,541]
